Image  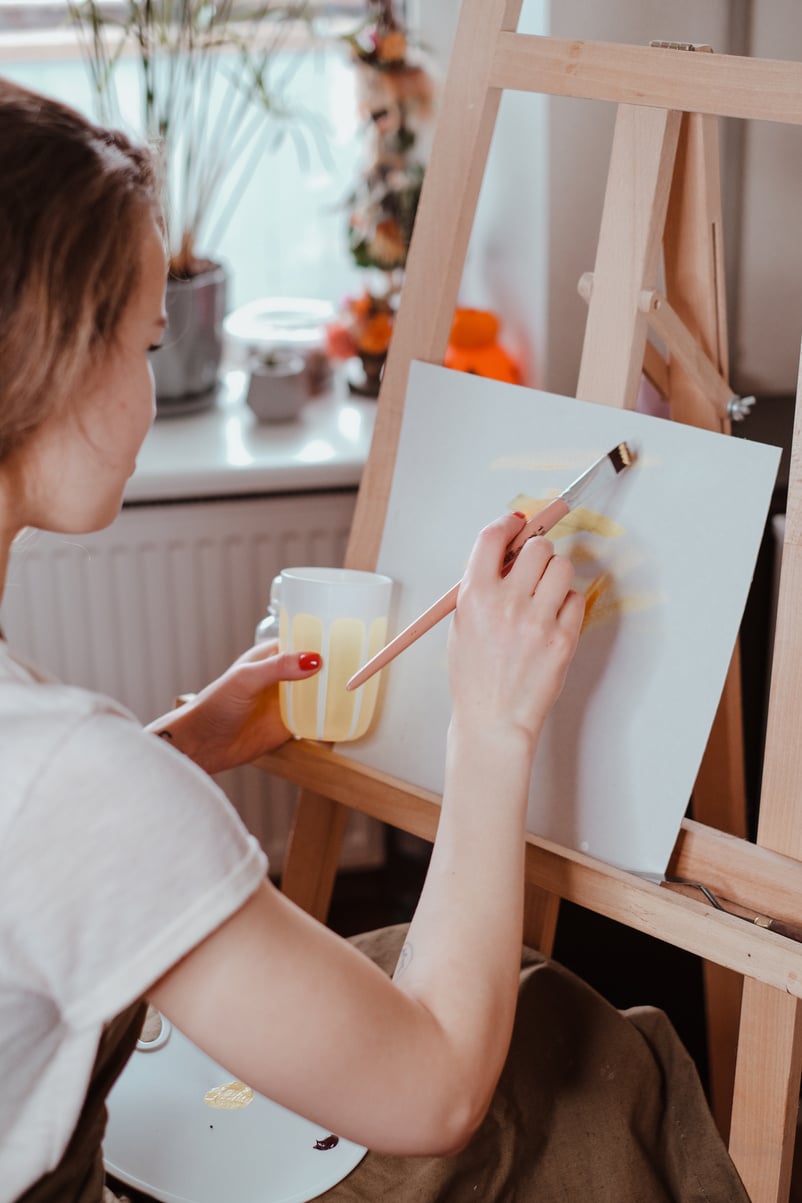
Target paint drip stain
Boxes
[508,495,625,539]
[203,1081,255,1110]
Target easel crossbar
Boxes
[260,743,802,995]
[490,34,802,124]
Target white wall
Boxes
[735,0,802,395]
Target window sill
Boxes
[124,368,376,505]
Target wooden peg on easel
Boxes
[578,271,756,426]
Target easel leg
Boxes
[280,789,349,922]
[663,108,748,1134]
[576,103,682,408]
[729,979,802,1203]
[703,963,744,1142]
[695,651,747,1135]
[727,409,802,1196]
[523,880,560,954]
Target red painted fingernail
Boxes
[298,652,321,670]
[513,511,526,519]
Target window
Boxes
[0,2,372,34]
[0,2,380,311]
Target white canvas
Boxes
[341,361,780,877]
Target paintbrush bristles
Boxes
[609,441,633,473]
[561,440,633,509]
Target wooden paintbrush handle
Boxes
[345,581,460,691]
[502,497,570,572]
[765,918,802,944]
[348,501,576,691]
[387,582,461,649]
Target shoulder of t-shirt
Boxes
[5,684,268,1028]
[0,663,140,829]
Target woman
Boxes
[0,81,747,1203]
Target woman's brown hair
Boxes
[0,80,161,461]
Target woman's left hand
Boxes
[146,641,322,775]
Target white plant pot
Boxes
[150,263,227,412]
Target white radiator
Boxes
[2,492,385,874]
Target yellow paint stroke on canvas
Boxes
[509,494,625,540]
[507,495,659,632]
[494,452,660,473]
[579,570,661,633]
[494,453,592,473]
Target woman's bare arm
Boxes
[148,515,584,1156]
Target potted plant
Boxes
[68,0,316,411]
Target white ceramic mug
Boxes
[277,567,393,742]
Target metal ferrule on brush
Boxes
[561,442,631,508]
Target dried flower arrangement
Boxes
[326,0,435,395]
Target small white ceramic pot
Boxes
[245,351,307,422]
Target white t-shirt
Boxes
[0,641,267,1202]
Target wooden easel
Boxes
[259,7,802,1200]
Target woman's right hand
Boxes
[448,513,585,751]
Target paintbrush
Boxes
[345,441,633,692]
